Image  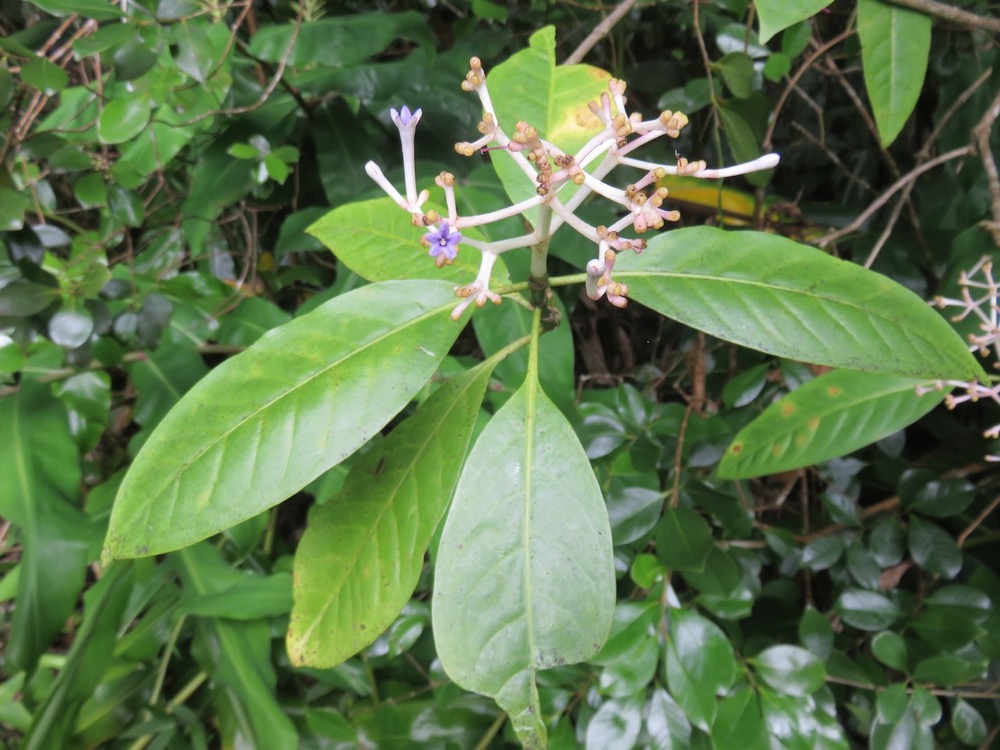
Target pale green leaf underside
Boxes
[487,27,611,220]
[432,372,615,747]
[858,0,931,147]
[308,196,509,285]
[617,227,986,382]
[104,280,467,559]
[756,0,833,43]
[287,359,497,667]
[719,370,948,479]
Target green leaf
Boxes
[618,227,986,382]
[910,607,981,650]
[717,102,761,165]
[835,588,899,631]
[0,281,57,316]
[20,57,69,95]
[27,0,123,19]
[646,688,692,750]
[49,305,94,348]
[180,572,292,620]
[214,297,292,347]
[899,469,975,518]
[719,370,946,478]
[951,699,987,746]
[756,0,832,43]
[0,381,95,674]
[716,52,755,99]
[870,631,908,671]
[287,357,499,667]
[664,608,738,731]
[912,655,970,686]
[798,606,834,659]
[750,645,826,697]
[250,12,434,68]
[97,97,152,145]
[308,197,509,286]
[858,0,932,147]
[432,313,615,748]
[104,280,470,559]
[21,562,134,750]
[173,21,215,83]
[486,27,611,222]
[655,507,714,572]
[908,516,962,579]
[585,694,643,750]
[473,293,575,415]
[174,545,298,750]
[712,687,768,750]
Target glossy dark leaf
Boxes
[656,507,714,572]
[908,517,962,579]
[664,608,738,731]
[750,645,825,697]
[835,589,899,631]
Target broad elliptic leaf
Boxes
[951,699,987,746]
[486,26,611,223]
[433,317,615,749]
[858,0,931,147]
[835,588,899,631]
[656,507,714,572]
[618,227,986,382]
[719,370,947,479]
[288,356,500,667]
[0,381,95,674]
[308,197,509,286]
[97,98,152,145]
[871,631,908,672]
[756,0,832,43]
[749,645,825,697]
[664,608,738,731]
[104,280,469,559]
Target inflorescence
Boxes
[365,56,781,319]
[924,257,1000,459]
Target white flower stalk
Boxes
[921,257,1000,459]
[364,57,781,316]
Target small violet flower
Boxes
[425,222,462,263]
[390,105,421,130]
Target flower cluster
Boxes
[365,57,780,319]
[924,257,1000,459]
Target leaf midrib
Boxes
[132,293,455,516]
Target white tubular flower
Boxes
[451,252,502,320]
[390,105,423,208]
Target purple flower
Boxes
[425,222,462,260]
[390,105,422,129]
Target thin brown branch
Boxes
[816,145,975,248]
[564,0,640,65]
[957,492,1000,548]
[885,0,1000,34]
[763,25,855,151]
[972,88,1000,247]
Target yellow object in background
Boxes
[656,174,821,243]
